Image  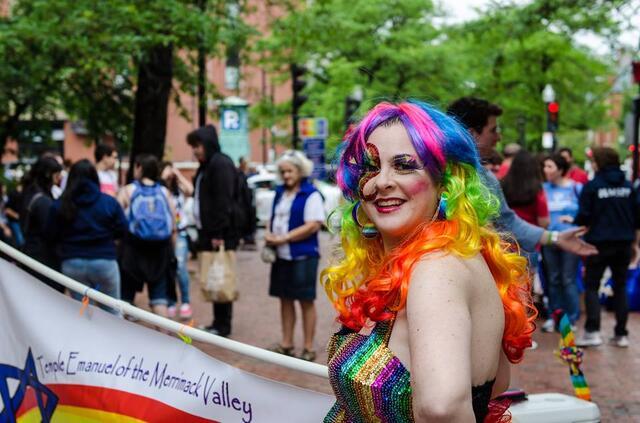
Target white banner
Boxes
[0,258,334,422]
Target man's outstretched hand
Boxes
[556,226,598,256]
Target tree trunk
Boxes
[128,43,173,182]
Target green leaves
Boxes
[258,0,626,156]
[0,0,252,148]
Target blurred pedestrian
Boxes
[496,143,521,179]
[265,150,324,361]
[160,161,194,320]
[46,159,127,314]
[95,144,119,197]
[558,147,589,185]
[559,147,588,185]
[575,148,639,348]
[4,183,24,248]
[483,149,503,177]
[501,150,550,229]
[0,184,12,244]
[236,157,256,250]
[40,151,65,199]
[501,149,550,330]
[118,154,176,317]
[20,156,64,291]
[187,125,239,337]
[447,97,596,258]
[541,153,582,328]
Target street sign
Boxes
[298,117,328,180]
[303,138,326,180]
[219,99,249,165]
[298,118,328,139]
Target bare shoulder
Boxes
[411,253,479,288]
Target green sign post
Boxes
[219,96,249,165]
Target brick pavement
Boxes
[132,231,640,421]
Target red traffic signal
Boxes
[548,102,559,114]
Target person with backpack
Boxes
[46,160,127,314]
[117,154,176,317]
[186,124,239,337]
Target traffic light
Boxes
[290,64,307,148]
[547,101,559,132]
[345,96,361,128]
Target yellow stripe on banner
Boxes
[18,405,145,423]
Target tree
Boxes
[0,0,253,164]
[257,0,629,157]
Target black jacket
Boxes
[193,125,239,250]
[575,166,639,243]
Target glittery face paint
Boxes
[390,154,424,173]
[358,147,426,201]
[358,143,380,201]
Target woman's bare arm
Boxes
[407,254,475,422]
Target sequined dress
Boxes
[325,316,499,423]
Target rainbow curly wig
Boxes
[321,100,536,363]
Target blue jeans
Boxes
[170,232,191,305]
[62,258,120,315]
[542,246,581,324]
[8,221,24,248]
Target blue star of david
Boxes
[0,348,58,423]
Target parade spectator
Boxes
[575,148,640,348]
[95,144,119,197]
[559,147,589,185]
[40,151,65,199]
[323,101,534,421]
[187,125,239,337]
[541,153,582,329]
[501,150,550,228]
[496,143,521,179]
[0,184,12,244]
[46,160,127,314]
[20,156,64,291]
[501,149,550,333]
[265,150,324,361]
[237,157,257,250]
[447,97,595,257]
[118,154,176,317]
[484,149,503,177]
[160,161,194,320]
[4,184,24,248]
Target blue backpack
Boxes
[128,181,173,241]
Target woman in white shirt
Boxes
[265,150,325,361]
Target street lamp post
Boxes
[542,84,558,151]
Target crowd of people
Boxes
[1,95,639,420]
[0,128,263,328]
[459,97,638,349]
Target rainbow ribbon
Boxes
[554,313,591,401]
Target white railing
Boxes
[0,241,329,379]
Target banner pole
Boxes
[0,241,329,379]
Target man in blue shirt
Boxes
[447,97,596,256]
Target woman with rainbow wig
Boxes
[322,100,536,423]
